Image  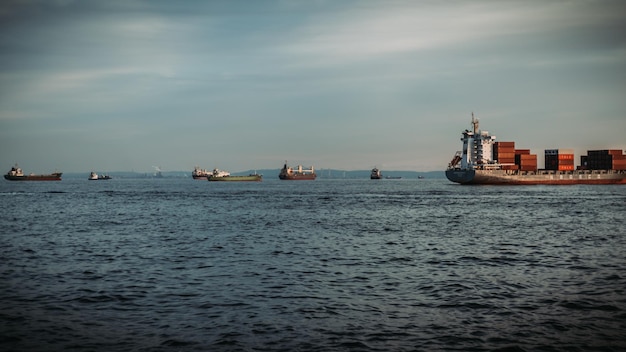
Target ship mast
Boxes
[471,112,479,134]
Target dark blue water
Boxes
[1,178,625,351]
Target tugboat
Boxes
[4,164,62,181]
[370,167,382,179]
[279,161,316,180]
[445,113,626,185]
[208,168,262,182]
[88,171,112,180]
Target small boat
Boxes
[370,168,382,179]
[279,162,316,180]
[192,166,210,180]
[4,164,62,181]
[89,171,112,180]
[208,168,262,182]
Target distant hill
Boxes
[282,169,445,179]
[62,169,445,179]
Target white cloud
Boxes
[279,0,626,71]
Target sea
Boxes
[1,178,625,352]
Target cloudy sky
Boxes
[1,0,625,173]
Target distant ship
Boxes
[370,168,382,179]
[279,162,316,180]
[4,164,62,181]
[192,166,210,180]
[88,171,112,180]
[208,168,262,182]
[445,114,626,185]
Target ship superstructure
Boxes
[451,113,498,170]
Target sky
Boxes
[1,0,625,173]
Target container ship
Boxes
[279,162,316,180]
[207,168,262,182]
[4,164,62,181]
[445,114,626,185]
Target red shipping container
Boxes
[516,153,537,166]
[613,159,626,170]
[497,152,516,159]
[610,152,626,160]
[515,149,531,155]
[494,150,515,157]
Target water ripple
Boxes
[1,180,625,351]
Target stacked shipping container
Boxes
[515,149,538,171]
[493,143,624,172]
[581,150,626,170]
[494,142,515,164]
[545,149,575,171]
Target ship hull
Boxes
[279,174,316,180]
[4,173,62,181]
[446,169,626,185]
[192,175,208,180]
[208,175,262,182]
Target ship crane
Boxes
[449,151,462,168]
